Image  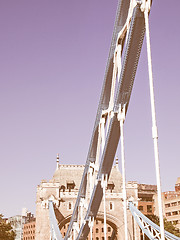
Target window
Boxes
[109,201,114,211]
[147,205,152,213]
[96,228,99,233]
[67,181,75,192]
[68,202,73,210]
[166,212,171,217]
[107,181,115,193]
[165,203,170,208]
[172,211,178,215]
[102,227,104,232]
[138,206,143,211]
[140,197,153,202]
[171,202,177,206]
[108,227,111,232]
[96,238,99,240]
[96,220,98,224]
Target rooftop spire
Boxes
[56,153,59,170]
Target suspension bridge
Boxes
[45,0,179,239]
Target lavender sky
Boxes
[0,0,179,218]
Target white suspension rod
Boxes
[101,117,106,152]
[95,123,102,167]
[118,105,128,240]
[144,2,165,240]
[101,174,108,240]
[88,217,94,240]
[89,166,93,197]
[80,199,83,226]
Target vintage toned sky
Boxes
[0,0,179,217]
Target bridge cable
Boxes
[142,0,165,239]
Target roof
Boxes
[52,164,123,192]
[52,165,84,190]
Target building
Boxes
[7,209,35,240]
[35,156,140,239]
[7,215,25,240]
[157,178,180,229]
[138,184,157,215]
[23,220,36,240]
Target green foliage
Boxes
[0,214,16,240]
[146,214,180,237]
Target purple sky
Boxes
[0,0,179,218]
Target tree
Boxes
[0,214,16,240]
[146,214,180,237]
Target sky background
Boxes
[0,0,179,218]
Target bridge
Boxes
[36,0,180,239]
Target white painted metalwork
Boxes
[95,122,102,167]
[101,117,106,152]
[49,201,63,240]
[101,174,108,240]
[72,222,79,240]
[129,202,180,240]
[88,217,94,240]
[89,165,93,197]
[142,0,165,239]
[48,1,176,240]
[118,104,128,240]
[79,198,84,226]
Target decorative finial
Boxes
[56,153,59,170]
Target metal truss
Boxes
[49,201,63,240]
[48,0,165,239]
[64,0,148,238]
[129,202,180,240]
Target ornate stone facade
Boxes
[35,161,140,239]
